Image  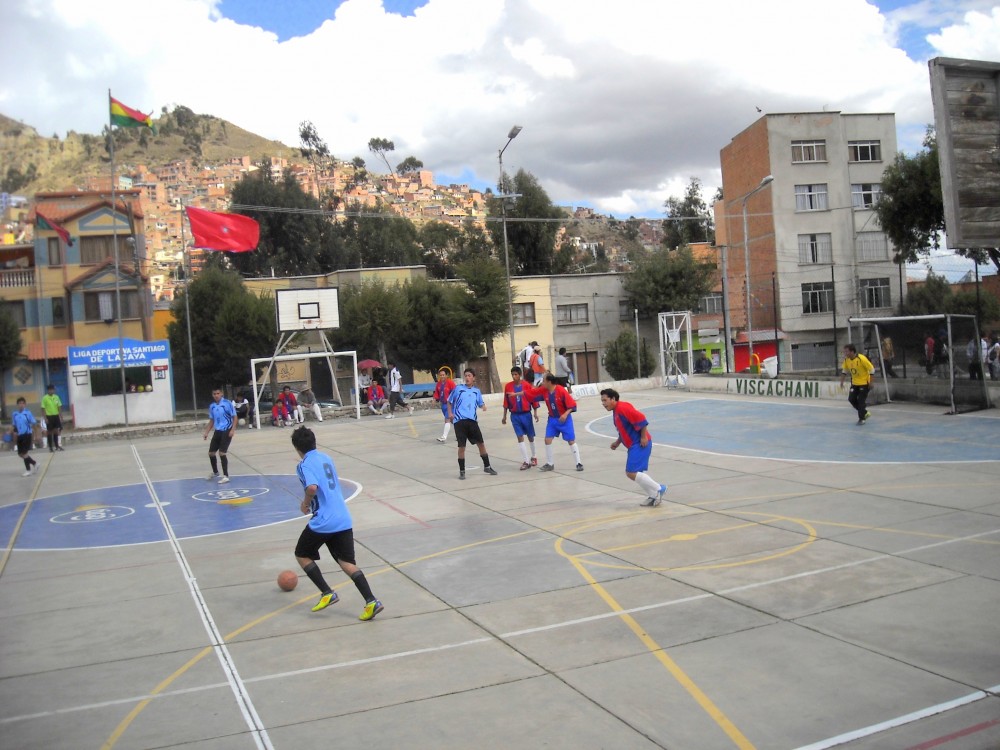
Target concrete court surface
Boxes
[1,385,999,750]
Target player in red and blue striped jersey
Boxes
[502,367,541,469]
[433,368,457,443]
[600,388,667,507]
[538,373,583,473]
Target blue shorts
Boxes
[509,411,534,439]
[438,401,449,419]
[545,415,575,442]
[624,441,652,473]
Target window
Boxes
[47,238,62,266]
[80,236,115,265]
[802,282,834,314]
[84,290,141,321]
[860,278,891,310]
[849,140,881,162]
[619,300,634,320]
[52,297,66,327]
[798,233,832,264]
[852,183,882,209]
[698,292,724,314]
[512,302,536,325]
[89,366,152,397]
[856,232,888,261]
[557,303,589,325]
[2,300,26,328]
[795,184,829,211]
[791,140,827,162]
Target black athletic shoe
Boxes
[459,471,466,480]
[484,466,498,476]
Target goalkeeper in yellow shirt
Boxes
[839,344,875,425]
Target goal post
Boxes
[848,313,991,415]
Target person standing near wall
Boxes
[41,384,64,451]
[553,347,573,391]
[839,344,875,425]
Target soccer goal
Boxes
[658,311,693,389]
[848,313,991,414]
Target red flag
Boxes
[36,211,73,246]
[185,206,259,252]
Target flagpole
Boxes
[109,89,129,427]
[180,202,197,414]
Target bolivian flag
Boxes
[36,211,73,246]
[110,96,154,129]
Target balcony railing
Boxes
[0,268,36,288]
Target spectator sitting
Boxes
[279,385,304,424]
[368,381,387,415]
[271,401,289,427]
[233,392,253,427]
[298,387,323,422]
[694,351,713,374]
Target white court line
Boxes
[585,398,1000,465]
[5,524,997,734]
[130,447,273,750]
[793,683,1000,750]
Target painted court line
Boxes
[793,684,1000,750]
[7,521,997,740]
[122,446,273,750]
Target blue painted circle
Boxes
[1,475,361,551]
[590,401,1000,463]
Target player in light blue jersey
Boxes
[202,387,236,484]
[292,427,383,620]
[446,368,498,480]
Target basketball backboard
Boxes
[928,57,1000,248]
[275,288,339,332]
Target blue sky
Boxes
[2,0,998,278]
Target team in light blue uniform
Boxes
[202,387,236,483]
[10,397,38,476]
[291,426,383,620]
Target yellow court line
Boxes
[577,521,764,557]
[555,534,757,750]
[0,454,52,578]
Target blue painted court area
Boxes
[591,399,1000,463]
[1,475,361,551]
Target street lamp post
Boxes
[499,125,522,365]
[741,175,773,369]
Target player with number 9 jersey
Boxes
[297,445,352,534]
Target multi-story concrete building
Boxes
[718,112,902,372]
[1,190,152,412]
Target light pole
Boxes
[499,125,522,365]
[741,175,773,369]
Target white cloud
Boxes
[1,0,999,217]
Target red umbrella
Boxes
[357,359,382,370]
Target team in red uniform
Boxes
[538,373,583,472]
[501,366,541,469]
[433,368,457,442]
[600,388,667,507]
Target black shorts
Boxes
[295,526,356,563]
[454,418,484,447]
[16,434,32,456]
[46,415,62,431]
[209,430,233,453]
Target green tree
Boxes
[395,278,480,372]
[418,220,462,278]
[455,257,511,390]
[167,267,279,400]
[340,201,420,268]
[485,169,563,276]
[0,302,23,419]
[903,271,1000,320]
[368,137,395,176]
[330,279,408,366]
[396,156,424,174]
[227,168,344,276]
[623,247,715,317]
[603,330,657,380]
[877,129,1000,273]
[662,177,714,249]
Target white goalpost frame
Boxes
[849,313,988,415]
[250,348,361,427]
[658,311,693,389]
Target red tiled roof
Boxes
[27,339,75,360]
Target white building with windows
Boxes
[718,112,902,372]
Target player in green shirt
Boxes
[41,384,64,452]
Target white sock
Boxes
[635,472,661,496]
[571,444,581,464]
[529,441,536,458]
[545,444,554,465]
[441,422,452,440]
[519,441,530,462]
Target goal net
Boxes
[848,314,991,414]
